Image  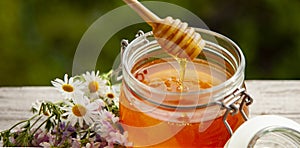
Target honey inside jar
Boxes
[120,57,247,147]
[119,29,249,147]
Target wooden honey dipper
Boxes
[123,0,205,60]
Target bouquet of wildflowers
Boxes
[0,71,132,148]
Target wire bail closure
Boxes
[113,30,148,84]
[121,30,150,52]
[220,88,253,136]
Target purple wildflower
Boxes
[31,129,51,146]
[96,110,132,147]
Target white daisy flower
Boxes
[62,94,102,127]
[82,71,108,99]
[51,74,84,99]
[103,85,120,108]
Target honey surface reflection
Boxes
[119,58,247,147]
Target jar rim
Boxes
[122,28,245,98]
[225,115,300,147]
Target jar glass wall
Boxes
[119,28,250,147]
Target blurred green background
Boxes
[0,0,300,86]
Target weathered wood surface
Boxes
[245,80,300,123]
[0,87,61,131]
[0,80,300,132]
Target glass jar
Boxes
[118,29,253,147]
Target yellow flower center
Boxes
[106,92,115,99]
[72,104,87,117]
[88,81,99,93]
[62,84,74,92]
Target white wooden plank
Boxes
[0,87,60,131]
[246,80,300,123]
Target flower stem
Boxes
[7,114,39,131]
[29,115,43,130]
[31,115,54,135]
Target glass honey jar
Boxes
[117,28,253,147]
